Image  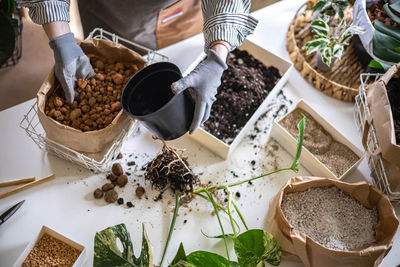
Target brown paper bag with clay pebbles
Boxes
[37,39,146,154]
[266,176,398,267]
[364,63,400,192]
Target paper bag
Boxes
[266,176,398,267]
[363,63,400,192]
[37,39,146,154]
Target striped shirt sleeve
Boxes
[16,0,70,25]
[201,0,258,51]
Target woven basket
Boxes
[286,2,364,102]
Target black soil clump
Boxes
[145,142,199,198]
[203,49,281,144]
[386,78,400,145]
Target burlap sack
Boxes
[266,176,398,267]
[37,39,146,154]
[363,63,400,191]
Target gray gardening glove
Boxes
[49,32,95,104]
[171,49,227,134]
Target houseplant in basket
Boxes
[0,0,21,67]
[353,0,400,70]
[312,0,349,19]
[304,17,365,71]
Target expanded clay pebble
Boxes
[107,173,117,181]
[102,183,114,192]
[104,190,118,203]
[22,233,81,266]
[117,174,128,187]
[136,186,145,198]
[93,188,103,199]
[281,186,378,251]
[108,173,118,182]
[112,163,123,176]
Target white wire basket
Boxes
[354,73,400,203]
[87,28,168,63]
[19,28,168,173]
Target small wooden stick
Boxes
[0,174,55,199]
[0,177,36,187]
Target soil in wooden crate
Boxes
[145,142,199,199]
[280,108,359,177]
[202,49,281,144]
[386,78,400,145]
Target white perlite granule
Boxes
[281,186,378,251]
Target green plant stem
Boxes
[226,188,237,238]
[205,190,230,261]
[160,190,181,267]
[196,192,227,212]
[193,168,292,194]
[196,192,241,233]
[232,200,248,231]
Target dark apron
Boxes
[78,0,203,50]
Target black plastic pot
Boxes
[121,62,194,140]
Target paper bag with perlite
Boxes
[266,176,398,267]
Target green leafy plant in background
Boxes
[0,0,18,66]
[94,116,306,267]
[371,1,400,64]
[304,18,365,66]
[312,0,349,19]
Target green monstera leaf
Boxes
[234,230,281,267]
[94,223,153,267]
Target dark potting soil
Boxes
[203,49,281,144]
[386,78,400,145]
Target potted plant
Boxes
[0,0,21,67]
[303,18,365,71]
[353,0,400,70]
[312,0,350,19]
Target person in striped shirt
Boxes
[17,0,258,133]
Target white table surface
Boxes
[0,0,399,266]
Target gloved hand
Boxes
[171,49,228,134]
[49,32,95,104]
